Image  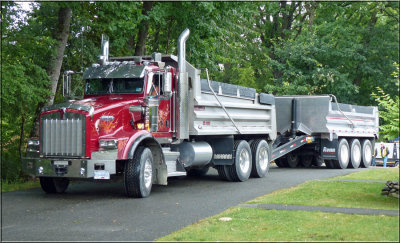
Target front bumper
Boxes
[23,150,118,179]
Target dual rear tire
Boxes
[332,138,373,169]
[217,139,270,182]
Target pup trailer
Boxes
[23,29,379,198]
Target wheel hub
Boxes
[353,144,361,163]
[258,147,269,171]
[364,145,372,164]
[341,144,349,163]
[144,159,152,189]
[239,149,250,173]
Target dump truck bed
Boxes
[274,95,379,139]
[188,79,276,139]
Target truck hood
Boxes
[42,95,143,117]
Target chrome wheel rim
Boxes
[259,147,269,171]
[144,159,152,189]
[353,144,361,163]
[364,144,372,165]
[340,143,349,165]
[239,149,250,174]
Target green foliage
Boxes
[1,1,398,182]
[371,64,399,141]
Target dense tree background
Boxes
[1,1,399,181]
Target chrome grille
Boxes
[40,113,86,157]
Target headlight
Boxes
[28,139,40,146]
[99,139,118,149]
[27,139,40,153]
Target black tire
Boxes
[333,138,350,169]
[312,154,324,167]
[216,165,233,181]
[348,139,361,168]
[124,146,153,198]
[360,139,373,168]
[274,158,288,168]
[225,140,252,182]
[250,139,270,178]
[300,154,313,168]
[39,177,69,194]
[394,161,399,167]
[187,166,210,177]
[286,153,299,168]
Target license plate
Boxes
[94,170,110,179]
[53,160,69,166]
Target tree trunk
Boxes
[46,7,72,106]
[134,1,153,56]
[30,7,72,137]
[19,114,25,159]
[165,18,173,54]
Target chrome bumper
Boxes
[23,150,118,179]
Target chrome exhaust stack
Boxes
[176,28,190,140]
[98,34,109,65]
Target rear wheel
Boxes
[300,154,313,168]
[333,138,350,169]
[250,139,270,178]
[360,139,373,168]
[216,165,233,181]
[348,139,361,168]
[226,140,252,182]
[286,153,299,168]
[124,146,153,198]
[312,154,324,167]
[274,158,287,168]
[39,177,69,193]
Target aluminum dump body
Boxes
[188,79,276,139]
[275,95,379,140]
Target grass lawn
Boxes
[157,167,399,241]
[248,180,399,210]
[157,207,399,241]
[331,167,399,181]
[1,179,40,192]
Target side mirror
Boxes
[163,71,172,97]
[63,70,74,97]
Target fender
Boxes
[127,133,162,159]
[120,130,149,159]
[122,131,168,186]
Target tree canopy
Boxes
[1,1,399,181]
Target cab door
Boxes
[146,71,173,135]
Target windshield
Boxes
[85,78,144,95]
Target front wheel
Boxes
[124,146,153,198]
[250,139,270,178]
[39,177,69,193]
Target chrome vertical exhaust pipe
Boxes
[98,34,109,65]
[176,28,190,140]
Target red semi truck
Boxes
[23,29,379,198]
